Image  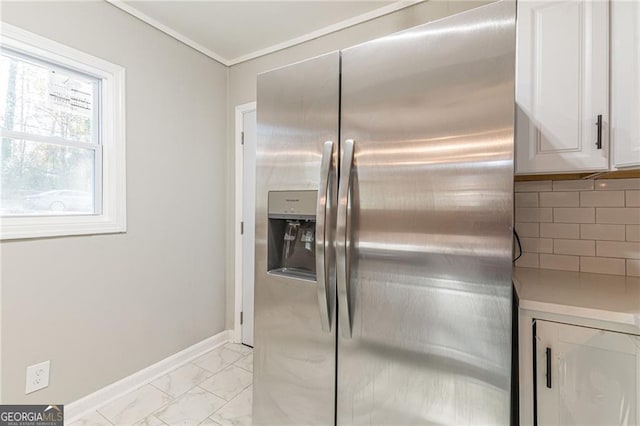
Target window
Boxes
[0,24,125,239]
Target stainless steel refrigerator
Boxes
[253,2,516,424]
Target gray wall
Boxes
[0,1,228,403]
[225,0,492,328]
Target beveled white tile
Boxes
[200,365,252,401]
[580,224,625,241]
[627,259,640,277]
[596,208,640,224]
[627,225,640,242]
[209,386,252,426]
[68,410,113,426]
[580,257,625,275]
[515,252,538,268]
[580,191,625,207]
[199,418,222,425]
[515,222,539,238]
[553,180,594,191]
[539,254,579,272]
[98,385,171,425]
[154,387,226,426]
[234,354,253,373]
[515,208,552,223]
[596,241,640,259]
[194,347,245,374]
[539,192,579,207]
[223,343,252,356]
[515,193,538,207]
[554,208,595,224]
[515,181,552,192]
[540,223,579,239]
[627,191,640,207]
[595,178,640,191]
[134,415,167,426]
[515,222,540,238]
[151,363,213,398]
[521,237,552,253]
[554,239,595,256]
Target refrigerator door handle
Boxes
[336,139,355,338]
[316,140,334,332]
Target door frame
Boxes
[233,101,257,343]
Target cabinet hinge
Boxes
[240,221,244,235]
[240,311,243,325]
[241,131,244,145]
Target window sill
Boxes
[0,213,126,240]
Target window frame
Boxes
[0,23,126,239]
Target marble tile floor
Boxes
[69,343,253,426]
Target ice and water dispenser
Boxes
[268,190,317,281]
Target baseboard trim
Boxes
[65,330,231,422]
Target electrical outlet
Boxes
[25,360,50,394]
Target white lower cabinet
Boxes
[535,320,640,425]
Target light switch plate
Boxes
[25,360,50,394]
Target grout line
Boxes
[221,342,252,356]
[195,385,234,418]
[196,384,229,402]
[199,416,223,426]
[147,381,174,401]
[153,414,170,426]
[201,382,252,406]
[146,389,185,425]
[206,384,253,416]
[95,410,115,426]
[233,356,253,374]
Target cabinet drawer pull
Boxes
[546,347,552,388]
[595,114,603,150]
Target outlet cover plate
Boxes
[25,360,50,394]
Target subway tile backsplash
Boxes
[515,178,640,276]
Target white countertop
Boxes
[513,267,640,331]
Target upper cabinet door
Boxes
[515,1,609,174]
[611,0,640,168]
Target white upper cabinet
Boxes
[516,1,609,174]
[611,0,640,168]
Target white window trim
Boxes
[0,23,126,240]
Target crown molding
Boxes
[106,0,424,67]
[106,0,229,64]
[225,0,423,65]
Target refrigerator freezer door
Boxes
[337,2,516,425]
[253,51,339,425]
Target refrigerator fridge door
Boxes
[337,2,516,425]
[253,51,339,425]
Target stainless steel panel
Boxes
[254,52,339,425]
[337,2,516,424]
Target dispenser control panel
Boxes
[268,190,317,217]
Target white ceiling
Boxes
[110,1,414,65]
